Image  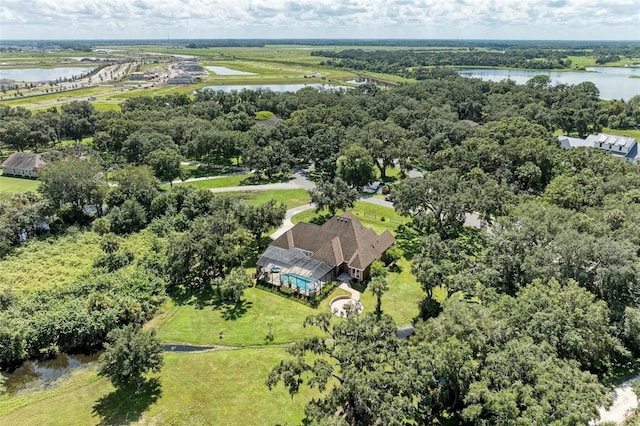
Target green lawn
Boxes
[228,189,310,208]
[356,257,445,326]
[152,287,332,346]
[0,176,40,194]
[603,127,640,140]
[292,201,409,235]
[162,173,251,190]
[0,348,316,425]
[358,258,424,325]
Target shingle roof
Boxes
[271,212,395,271]
[1,153,45,170]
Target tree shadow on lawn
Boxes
[169,285,218,309]
[92,378,162,425]
[221,300,252,321]
[169,287,253,320]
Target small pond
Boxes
[0,67,96,82]
[1,352,100,394]
[199,83,349,93]
[205,66,256,76]
[457,66,640,100]
[346,77,391,87]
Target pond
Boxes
[0,67,96,82]
[346,77,392,87]
[1,352,100,394]
[199,83,349,93]
[205,66,256,76]
[457,67,640,100]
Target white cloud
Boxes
[0,0,637,40]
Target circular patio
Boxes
[330,295,364,317]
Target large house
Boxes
[559,133,639,163]
[256,212,395,295]
[1,152,45,178]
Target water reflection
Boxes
[1,352,100,394]
[457,67,640,100]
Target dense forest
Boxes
[2,69,640,423]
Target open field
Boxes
[151,286,332,346]
[0,348,316,425]
[0,176,40,194]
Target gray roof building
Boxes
[1,152,46,178]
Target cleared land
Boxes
[0,348,316,425]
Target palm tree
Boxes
[369,276,389,319]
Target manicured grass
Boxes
[292,201,409,235]
[229,189,311,209]
[162,173,251,190]
[356,257,443,326]
[152,287,328,346]
[0,176,40,194]
[0,348,316,425]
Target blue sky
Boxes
[0,0,638,40]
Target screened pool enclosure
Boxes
[256,246,334,295]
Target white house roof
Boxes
[558,133,640,162]
[558,135,592,149]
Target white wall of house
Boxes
[2,167,38,178]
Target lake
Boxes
[200,83,349,93]
[0,67,96,82]
[205,65,256,76]
[1,352,100,394]
[457,67,640,100]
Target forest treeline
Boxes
[2,70,640,423]
[312,44,640,74]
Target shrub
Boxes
[255,110,275,121]
[94,249,135,272]
[92,217,112,235]
[108,200,147,234]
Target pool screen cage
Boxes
[257,246,334,283]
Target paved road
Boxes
[591,376,639,425]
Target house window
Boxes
[350,268,360,279]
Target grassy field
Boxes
[151,286,333,346]
[0,348,316,425]
[162,173,251,190]
[0,176,40,194]
[292,201,409,235]
[229,189,311,209]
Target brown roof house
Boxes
[256,212,395,295]
[1,152,46,178]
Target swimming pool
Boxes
[280,273,317,293]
